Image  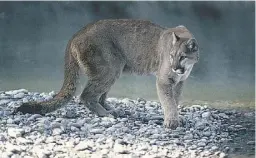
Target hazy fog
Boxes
[0,2,254,103]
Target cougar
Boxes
[16,19,199,129]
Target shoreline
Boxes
[0,89,255,158]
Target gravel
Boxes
[0,89,254,158]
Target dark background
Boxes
[0,1,255,103]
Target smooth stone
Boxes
[22,98,29,103]
[191,105,202,109]
[51,122,62,129]
[219,152,227,158]
[218,113,229,119]
[247,141,255,145]
[11,154,21,158]
[150,115,163,120]
[188,145,197,150]
[5,89,28,95]
[1,152,13,158]
[4,110,12,116]
[13,117,22,124]
[75,141,92,151]
[65,109,77,118]
[0,93,11,99]
[151,134,161,139]
[113,143,130,154]
[200,138,207,143]
[0,110,4,117]
[44,96,53,101]
[211,145,219,151]
[13,93,25,99]
[6,143,22,153]
[172,139,180,145]
[70,123,81,128]
[16,137,33,144]
[96,137,106,144]
[197,142,206,147]
[184,134,193,140]
[7,118,14,124]
[137,98,147,103]
[234,125,243,128]
[0,99,11,105]
[195,121,208,130]
[35,152,49,158]
[49,91,55,96]
[170,134,179,138]
[52,128,63,136]
[76,118,86,126]
[100,121,112,127]
[138,145,148,151]
[71,126,79,132]
[244,112,254,117]
[0,134,6,141]
[202,112,211,119]
[45,137,55,143]
[28,114,42,121]
[90,128,104,134]
[8,128,25,138]
[101,117,116,123]
[203,131,212,137]
[120,118,128,122]
[121,98,133,106]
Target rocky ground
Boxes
[0,89,254,158]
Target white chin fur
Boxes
[172,68,184,75]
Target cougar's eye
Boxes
[179,56,186,62]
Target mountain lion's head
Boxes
[169,32,199,80]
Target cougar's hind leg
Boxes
[99,91,120,117]
[78,41,124,117]
[99,92,113,111]
[80,80,109,117]
[80,70,121,117]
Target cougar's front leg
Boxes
[174,81,184,106]
[156,78,179,129]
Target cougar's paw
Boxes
[14,102,43,115]
[164,118,179,129]
[108,109,119,118]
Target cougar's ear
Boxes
[186,38,198,52]
[172,32,179,46]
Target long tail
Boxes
[16,40,80,114]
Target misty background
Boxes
[0,2,255,105]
